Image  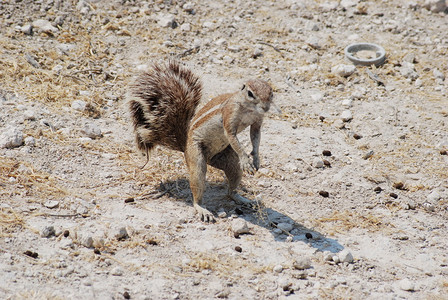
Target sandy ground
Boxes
[1,0,448,299]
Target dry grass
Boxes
[315,210,391,235]
[0,207,25,237]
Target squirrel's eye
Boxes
[248,90,255,98]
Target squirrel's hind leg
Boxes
[185,144,215,222]
[210,146,254,206]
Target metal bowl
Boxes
[344,43,386,67]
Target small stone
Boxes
[71,100,86,111]
[440,149,447,155]
[111,266,124,276]
[331,64,356,77]
[322,150,332,157]
[310,92,324,102]
[44,200,59,209]
[341,110,353,122]
[319,191,329,198]
[158,14,177,28]
[116,227,129,241]
[124,198,135,204]
[32,19,58,34]
[24,136,36,147]
[353,133,363,140]
[183,2,195,13]
[21,24,33,35]
[390,192,398,199]
[374,186,382,194]
[82,123,102,139]
[333,119,345,129]
[399,278,415,291]
[293,257,312,270]
[202,21,214,28]
[231,219,250,235]
[332,255,340,264]
[180,23,191,31]
[305,232,313,239]
[0,127,24,149]
[422,202,435,212]
[400,62,419,80]
[123,291,131,299]
[234,246,242,253]
[338,249,354,263]
[63,230,70,237]
[277,222,293,233]
[313,158,325,168]
[433,69,445,81]
[80,235,94,248]
[423,0,446,13]
[363,150,374,160]
[323,252,333,261]
[393,181,405,190]
[273,265,283,273]
[218,211,227,218]
[41,226,56,238]
[341,99,353,108]
[306,36,321,49]
[427,191,441,202]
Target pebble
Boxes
[44,200,59,209]
[331,64,356,77]
[20,24,33,35]
[341,99,353,108]
[116,227,129,240]
[82,123,102,139]
[338,249,354,263]
[293,257,312,270]
[80,235,94,248]
[32,19,58,34]
[427,191,441,202]
[111,266,124,276]
[341,110,353,122]
[313,157,325,168]
[433,69,445,82]
[180,23,191,31]
[158,14,177,28]
[71,100,86,111]
[231,219,250,234]
[423,0,446,13]
[273,265,283,273]
[183,2,195,14]
[310,92,324,102]
[363,150,374,160]
[306,36,321,49]
[217,211,227,218]
[0,127,24,149]
[422,202,435,212]
[399,278,415,291]
[41,226,56,238]
[400,62,419,80]
[277,222,293,233]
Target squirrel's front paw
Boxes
[241,155,255,175]
[194,204,215,223]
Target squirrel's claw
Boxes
[194,204,216,223]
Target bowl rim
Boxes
[344,43,386,66]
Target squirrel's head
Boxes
[242,79,280,114]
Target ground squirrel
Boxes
[128,61,278,222]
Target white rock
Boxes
[80,235,94,248]
[293,257,312,270]
[423,0,446,13]
[277,222,294,233]
[332,64,356,77]
[215,38,227,46]
[217,211,227,218]
[111,266,124,276]
[71,100,86,111]
[310,92,324,102]
[82,123,102,139]
[313,157,325,168]
[399,278,415,291]
[338,249,354,263]
[427,191,441,202]
[41,226,56,238]
[158,14,177,28]
[400,62,419,80]
[24,136,36,147]
[341,110,353,122]
[23,110,36,120]
[0,127,24,149]
[32,19,58,34]
[202,21,214,28]
[341,99,353,108]
[306,36,321,49]
[116,227,129,240]
[231,219,250,234]
[332,255,341,264]
[20,24,33,35]
[183,2,195,13]
[433,69,445,81]
[180,23,191,31]
[283,163,299,172]
[44,200,59,209]
[273,265,283,273]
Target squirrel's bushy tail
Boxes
[128,61,202,153]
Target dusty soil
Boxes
[1,0,448,299]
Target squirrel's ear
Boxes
[241,84,246,90]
